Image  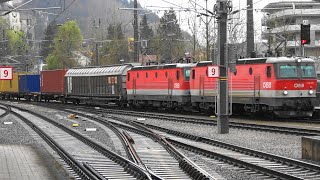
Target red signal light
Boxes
[301,39,307,44]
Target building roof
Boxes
[65,65,132,77]
[262,1,320,13]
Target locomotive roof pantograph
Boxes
[131,63,196,71]
[195,57,315,66]
[237,57,315,64]
[65,65,132,77]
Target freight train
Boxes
[0,56,318,118]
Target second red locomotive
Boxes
[189,57,317,117]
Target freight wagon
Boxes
[0,73,20,99]
[64,65,132,105]
[40,69,67,102]
[18,74,40,101]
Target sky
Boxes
[137,0,311,42]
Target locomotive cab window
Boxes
[192,69,195,79]
[301,64,315,78]
[277,63,315,79]
[146,72,148,78]
[184,68,190,80]
[266,66,272,78]
[279,64,297,78]
[155,72,158,78]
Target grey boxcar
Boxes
[64,65,132,105]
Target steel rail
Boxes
[168,138,303,180]
[0,104,11,118]
[0,105,101,180]
[5,104,152,180]
[71,110,217,180]
[136,121,320,174]
[95,108,320,136]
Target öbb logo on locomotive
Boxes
[294,83,304,88]
[263,82,272,89]
[174,83,180,89]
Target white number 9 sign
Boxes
[207,66,220,78]
[0,67,13,80]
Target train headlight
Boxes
[283,90,288,95]
[309,90,314,95]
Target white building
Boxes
[5,1,21,31]
[262,1,320,57]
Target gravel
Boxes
[110,114,296,179]
[1,101,309,180]
[11,102,118,154]
[0,104,71,180]
[115,114,303,160]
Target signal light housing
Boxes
[301,24,310,45]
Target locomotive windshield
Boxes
[279,64,297,78]
[301,64,316,78]
[183,68,191,80]
[277,63,316,79]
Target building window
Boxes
[155,72,158,78]
[146,72,148,78]
[192,69,195,79]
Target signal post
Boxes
[214,0,232,134]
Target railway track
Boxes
[63,109,217,180]
[73,110,320,180]
[78,109,320,180]
[7,99,320,137]
[87,107,320,136]
[3,101,320,179]
[2,102,219,180]
[0,104,154,180]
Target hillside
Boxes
[23,0,159,37]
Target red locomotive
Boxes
[126,64,195,109]
[189,57,318,117]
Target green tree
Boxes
[99,24,128,65]
[157,10,185,60]
[46,20,83,69]
[7,30,28,55]
[140,14,154,55]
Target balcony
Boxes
[262,24,320,34]
[284,40,320,48]
[267,9,320,19]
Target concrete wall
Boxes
[302,136,320,162]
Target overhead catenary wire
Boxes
[48,0,78,26]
